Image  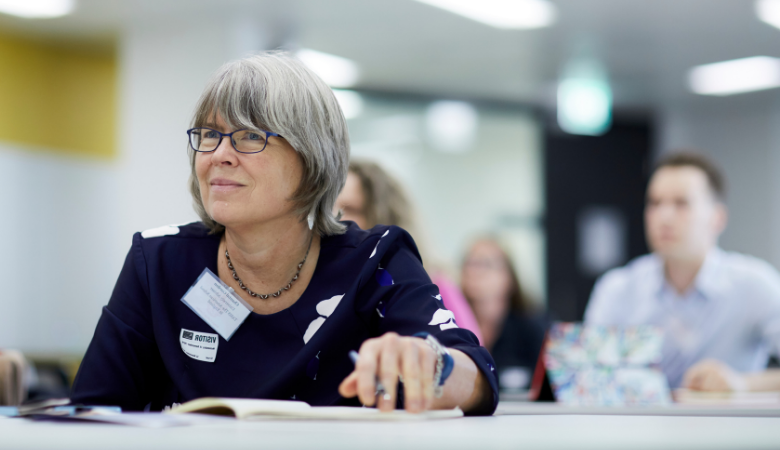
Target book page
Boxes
[169,397,311,419]
[243,406,464,421]
[169,397,463,421]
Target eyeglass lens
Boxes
[190,128,268,153]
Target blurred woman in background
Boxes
[461,238,547,391]
[335,161,483,344]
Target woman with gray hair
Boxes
[71,52,498,415]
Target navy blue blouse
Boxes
[71,222,499,414]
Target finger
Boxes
[700,372,718,391]
[356,340,381,406]
[401,339,422,413]
[339,371,359,399]
[683,366,705,390]
[702,371,728,392]
[377,333,400,412]
[686,373,702,391]
[682,365,702,389]
[419,342,436,410]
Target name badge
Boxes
[180,328,219,362]
[181,268,253,340]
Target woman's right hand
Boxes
[338,332,438,413]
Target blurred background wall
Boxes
[0,0,779,354]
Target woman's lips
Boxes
[210,178,244,193]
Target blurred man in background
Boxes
[585,152,780,391]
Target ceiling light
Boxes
[756,0,780,29]
[425,101,478,153]
[0,0,75,18]
[414,0,557,29]
[557,60,612,136]
[296,49,360,88]
[332,90,364,120]
[688,56,780,96]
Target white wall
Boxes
[0,146,123,352]
[349,98,546,303]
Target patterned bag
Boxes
[544,323,672,406]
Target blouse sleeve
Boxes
[70,233,166,411]
[364,227,499,415]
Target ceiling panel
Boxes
[1,0,779,110]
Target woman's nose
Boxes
[211,136,237,165]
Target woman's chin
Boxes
[207,203,297,231]
[209,210,267,230]
[207,207,240,228]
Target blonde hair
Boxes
[462,237,534,314]
[188,51,350,236]
[347,161,441,268]
[348,161,415,232]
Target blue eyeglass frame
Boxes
[186,127,283,154]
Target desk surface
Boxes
[497,401,780,417]
[3,407,780,450]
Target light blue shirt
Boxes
[584,248,780,388]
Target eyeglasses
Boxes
[464,258,508,272]
[186,127,283,154]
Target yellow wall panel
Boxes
[0,33,116,158]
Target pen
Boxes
[349,350,390,401]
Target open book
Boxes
[167,397,463,421]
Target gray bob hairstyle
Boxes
[188,51,349,236]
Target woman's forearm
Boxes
[432,349,490,413]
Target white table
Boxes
[2,405,780,450]
[497,401,780,417]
